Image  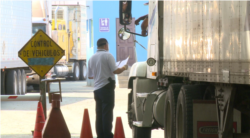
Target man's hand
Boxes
[135,14,148,26]
[135,19,140,25]
[113,65,128,74]
[122,65,128,70]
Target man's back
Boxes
[88,50,117,90]
[88,38,127,138]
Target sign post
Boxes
[18,30,65,118]
[40,77,46,118]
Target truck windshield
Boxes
[32,24,46,35]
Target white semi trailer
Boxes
[0,1,32,95]
[120,1,250,138]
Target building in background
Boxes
[92,1,149,64]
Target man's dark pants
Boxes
[94,82,115,138]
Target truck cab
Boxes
[32,18,47,36]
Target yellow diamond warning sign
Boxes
[18,30,65,78]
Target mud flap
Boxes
[132,126,151,138]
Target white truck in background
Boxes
[28,0,51,90]
[120,1,250,138]
[0,0,32,95]
[32,0,50,36]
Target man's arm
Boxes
[107,54,128,74]
[135,14,148,25]
[113,65,128,74]
[122,2,128,12]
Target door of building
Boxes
[116,18,136,66]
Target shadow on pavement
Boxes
[1,134,33,138]
[60,97,93,106]
[1,97,92,111]
[0,134,85,138]
[26,80,93,93]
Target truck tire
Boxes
[21,69,26,95]
[73,62,80,80]
[33,84,40,90]
[6,70,18,95]
[16,69,22,95]
[164,84,182,138]
[128,90,136,128]
[132,126,151,138]
[0,71,5,95]
[79,60,87,80]
[176,85,207,138]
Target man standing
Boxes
[88,38,128,138]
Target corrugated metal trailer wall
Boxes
[163,1,250,85]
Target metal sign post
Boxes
[18,30,65,118]
[40,77,46,119]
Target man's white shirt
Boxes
[88,50,118,90]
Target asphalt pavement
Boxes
[1,80,164,138]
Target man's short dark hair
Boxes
[97,38,108,47]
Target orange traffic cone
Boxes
[42,94,70,138]
[114,117,125,138]
[33,101,45,138]
[80,109,93,138]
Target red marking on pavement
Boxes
[8,96,18,99]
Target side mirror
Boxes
[119,1,132,25]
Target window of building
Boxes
[58,24,62,30]
[86,20,88,32]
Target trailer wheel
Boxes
[73,62,80,80]
[6,70,18,95]
[132,126,151,138]
[176,85,207,138]
[21,69,26,95]
[0,71,5,95]
[16,69,22,95]
[79,61,87,80]
[164,84,182,138]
